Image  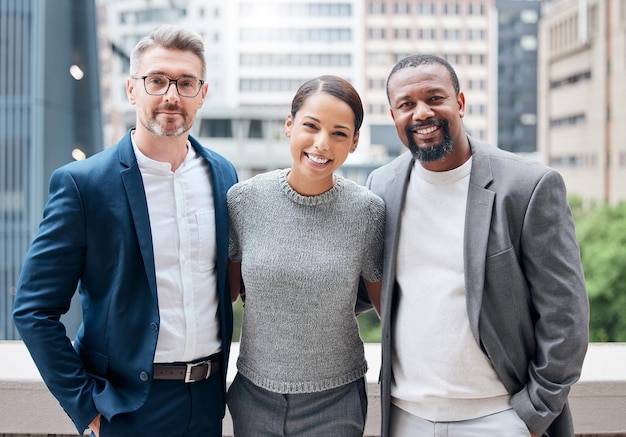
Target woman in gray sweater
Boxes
[226,75,384,437]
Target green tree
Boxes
[232,300,244,342]
[232,299,382,343]
[573,199,626,341]
[357,310,381,342]
[232,199,626,343]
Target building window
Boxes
[369,103,389,115]
[394,28,411,39]
[418,2,436,15]
[240,53,351,67]
[469,79,486,90]
[468,28,486,41]
[520,9,538,24]
[240,3,352,17]
[468,3,485,16]
[549,70,592,89]
[368,27,386,39]
[240,28,352,42]
[520,35,537,51]
[368,78,386,89]
[311,3,346,16]
[520,113,537,125]
[369,2,385,14]
[443,2,461,15]
[240,78,304,92]
[549,154,595,168]
[445,53,460,65]
[200,119,233,138]
[395,52,412,62]
[549,114,586,128]
[419,28,436,39]
[467,104,486,116]
[444,29,461,40]
[468,54,486,65]
[367,52,390,65]
[248,120,263,139]
[394,2,411,14]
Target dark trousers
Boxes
[97,372,224,437]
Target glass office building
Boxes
[0,0,102,339]
[496,0,541,154]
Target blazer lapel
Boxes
[189,138,229,269]
[378,153,413,325]
[385,154,413,279]
[118,134,158,299]
[464,140,495,342]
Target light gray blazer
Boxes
[366,137,589,437]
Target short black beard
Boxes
[406,120,454,163]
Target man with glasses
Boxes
[13,24,237,437]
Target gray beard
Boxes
[142,118,188,137]
[142,105,190,137]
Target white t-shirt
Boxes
[391,157,510,421]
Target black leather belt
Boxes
[153,353,221,383]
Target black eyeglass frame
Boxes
[132,75,205,98]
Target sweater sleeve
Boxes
[361,192,385,282]
[227,183,244,262]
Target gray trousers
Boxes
[227,372,367,437]
[390,403,532,437]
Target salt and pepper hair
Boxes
[386,54,461,103]
[129,24,206,79]
[290,75,364,133]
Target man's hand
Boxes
[88,413,102,437]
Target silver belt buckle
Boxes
[185,359,211,383]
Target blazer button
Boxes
[150,323,158,333]
[140,371,149,382]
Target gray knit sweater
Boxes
[227,169,385,394]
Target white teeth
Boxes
[416,126,438,134]
[307,154,330,164]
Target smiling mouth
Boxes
[414,125,439,135]
[306,153,330,165]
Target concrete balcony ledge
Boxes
[0,342,625,436]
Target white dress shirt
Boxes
[132,136,221,363]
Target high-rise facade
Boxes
[100,0,369,181]
[104,0,500,180]
[538,0,626,203]
[0,0,103,339]
[496,0,540,155]
[363,0,496,158]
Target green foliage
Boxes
[231,299,381,343]
[358,309,382,342]
[231,198,626,343]
[572,198,626,341]
[232,299,244,342]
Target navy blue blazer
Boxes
[13,130,238,433]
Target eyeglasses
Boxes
[133,74,204,98]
